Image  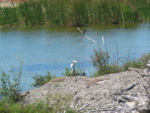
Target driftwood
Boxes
[77,27,96,43]
[112,81,150,113]
[121,82,139,93]
[90,107,138,112]
[110,76,150,113]
[78,98,101,111]
[128,68,150,77]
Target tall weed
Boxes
[0,0,150,27]
[0,66,22,101]
[0,7,19,27]
[91,49,122,76]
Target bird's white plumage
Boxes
[102,36,105,42]
[70,60,77,68]
[70,63,73,68]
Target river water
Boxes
[0,23,150,91]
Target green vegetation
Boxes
[0,94,77,113]
[122,59,145,70]
[0,66,22,101]
[0,0,150,27]
[31,71,56,87]
[91,48,150,77]
[0,68,76,112]
[63,68,86,77]
[0,49,150,112]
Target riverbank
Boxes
[0,0,150,28]
[20,68,150,113]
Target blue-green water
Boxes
[0,23,150,91]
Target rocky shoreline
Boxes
[20,68,150,113]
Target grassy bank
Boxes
[0,0,150,27]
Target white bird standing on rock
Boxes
[146,60,150,71]
[70,60,77,74]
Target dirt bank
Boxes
[20,68,150,113]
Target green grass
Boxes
[0,0,150,27]
[0,98,77,113]
[0,7,19,27]
[90,48,150,77]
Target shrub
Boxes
[91,49,122,76]
[63,68,86,77]
[31,71,56,87]
[91,49,110,72]
[63,68,72,76]
[0,66,22,101]
[122,59,145,70]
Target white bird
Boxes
[70,60,77,68]
[70,60,77,74]
[102,35,105,42]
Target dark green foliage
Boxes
[63,68,72,76]
[0,0,150,27]
[63,68,86,77]
[19,1,44,26]
[71,0,89,26]
[0,7,19,27]
[44,0,67,26]
[31,71,56,87]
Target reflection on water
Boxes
[0,23,150,91]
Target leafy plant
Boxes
[91,48,123,76]
[0,66,22,101]
[91,49,110,75]
[63,68,86,77]
[31,71,56,87]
